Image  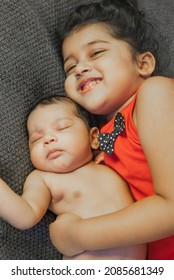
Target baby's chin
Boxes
[38,164,76,174]
[34,157,90,173]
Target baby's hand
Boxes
[49,213,84,257]
[94,151,105,164]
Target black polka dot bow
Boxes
[97,112,125,155]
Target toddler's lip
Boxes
[78,77,102,93]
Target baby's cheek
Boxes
[30,149,42,169]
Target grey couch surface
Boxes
[0,0,174,259]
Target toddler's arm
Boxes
[0,170,51,229]
[49,78,174,257]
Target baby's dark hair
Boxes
[59,0,160,73]
[29,95,92,129]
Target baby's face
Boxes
[27,102,93,173]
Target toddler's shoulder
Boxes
[137,76,174,106]
[139,76,174,95]
[134,76,174,123]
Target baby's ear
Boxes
[137,52,156,77]
[90,127,100,149]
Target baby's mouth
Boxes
[47,148,62,159]
[79,78,102,93]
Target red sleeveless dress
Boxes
[101,89,174,260]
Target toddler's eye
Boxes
[65,64,76,75]
[91,50,105,57]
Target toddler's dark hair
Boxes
[59,0,161,74]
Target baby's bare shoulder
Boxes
[95,163,125,179]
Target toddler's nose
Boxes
[75,62,92,78]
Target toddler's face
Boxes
[63,23,143,119]
[27,102,94,173]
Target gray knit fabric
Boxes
[0,0,174,259]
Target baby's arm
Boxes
[0,170,51,229]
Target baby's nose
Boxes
[44,135,57,145]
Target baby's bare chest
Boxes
[47,173,119,218]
